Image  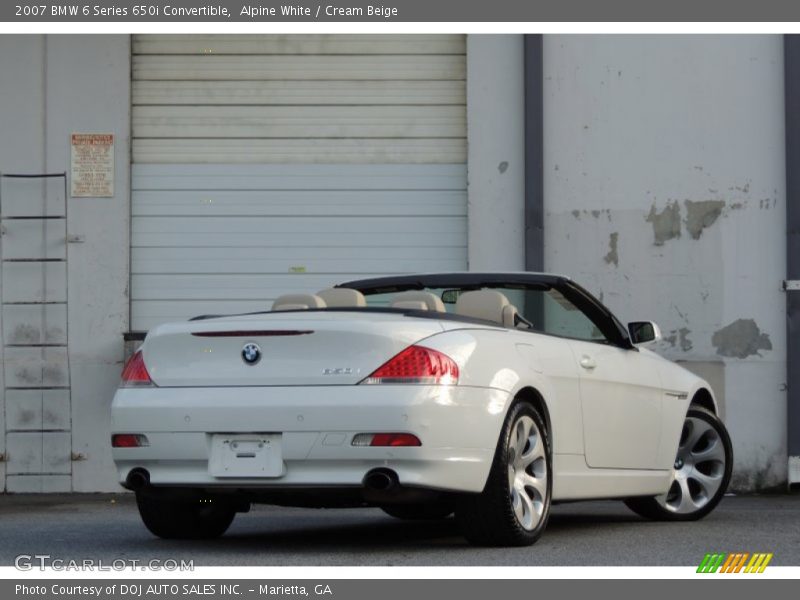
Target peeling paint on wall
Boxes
[665,327,693,352]
[645,200,681,245]
[603,232,619,267]
[684,199,725,239]
[712,319,773,358]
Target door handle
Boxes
[579,355,596,370]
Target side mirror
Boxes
[628,321,662,345]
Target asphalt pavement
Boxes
[0,493,798,566]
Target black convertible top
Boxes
[339,272,568,294]
[340,272,633,349]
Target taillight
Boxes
[111,434,149,448]
[352,433,421,447]
[120,351,153,387]
[361,345,459,385]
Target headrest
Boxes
[455,289,515,326]
[272,293,326,311]
[389,291,446,312]
[316,288,367,308]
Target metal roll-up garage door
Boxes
[130,34,467,330]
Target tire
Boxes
[625,406,733,521]
[456,401,552,546]
[380,504,454,520]
[136,492,236,539]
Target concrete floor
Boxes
[0,493,797,566]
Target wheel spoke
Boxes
[689,469,722,498]
[515,419,532,461]
[673,477,699,513]
[521,471,547,500]
[520,436,543,468]
[691,436,725,463]
[681,418,712,454]
[517,486,536,529]
[511,488,525,524]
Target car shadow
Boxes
[131,506,648,557]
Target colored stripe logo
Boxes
[697,552,773,573]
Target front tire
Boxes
[456,401,552,546]
[625,406,732,521]
[136,492,236,539]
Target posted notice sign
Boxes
[70,133,114,197]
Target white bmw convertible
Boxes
[111,272,732,546]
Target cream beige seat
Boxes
[454,289,518,328]
[389,291,446,312]
[316,288,367,308]
[271,293,327,311]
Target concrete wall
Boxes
[0,35,130,491]
[543,35,787,490]
[467,35,526,271]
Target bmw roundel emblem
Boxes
[241,342,261,365]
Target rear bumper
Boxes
[111,384,511,493]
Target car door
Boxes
[536,287,665,470]
[567,338,664,469]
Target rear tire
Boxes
[136,492,236,539]
[380,504,454,520]
[456,401,552,546]
[625,406,732,521]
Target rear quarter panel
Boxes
[420,327,585,456]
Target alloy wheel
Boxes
[657,415,727,514]
[506,415,548,530]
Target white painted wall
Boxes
[543,35,787,490]
[467,35,526,271]
[0,35,130,491]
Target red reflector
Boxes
[112,434,149,448]
[120,351,152,387]
[362,345,459,385]
[370,433,421,447]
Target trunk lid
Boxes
[140,310,447,387]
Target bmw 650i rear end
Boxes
[110,310,511,540]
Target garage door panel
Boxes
[133,34,466,56]
[132,249,466,275]
[131,164,467,190]
[133,55,466,81]
[133,80,466,106]
[132,139,466,164]
[133,301,272,329]
[133,273,395,301]
[132,105,466,139]
[132,190,466,217]
[133,215,466,235]
[132,230,466,249]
